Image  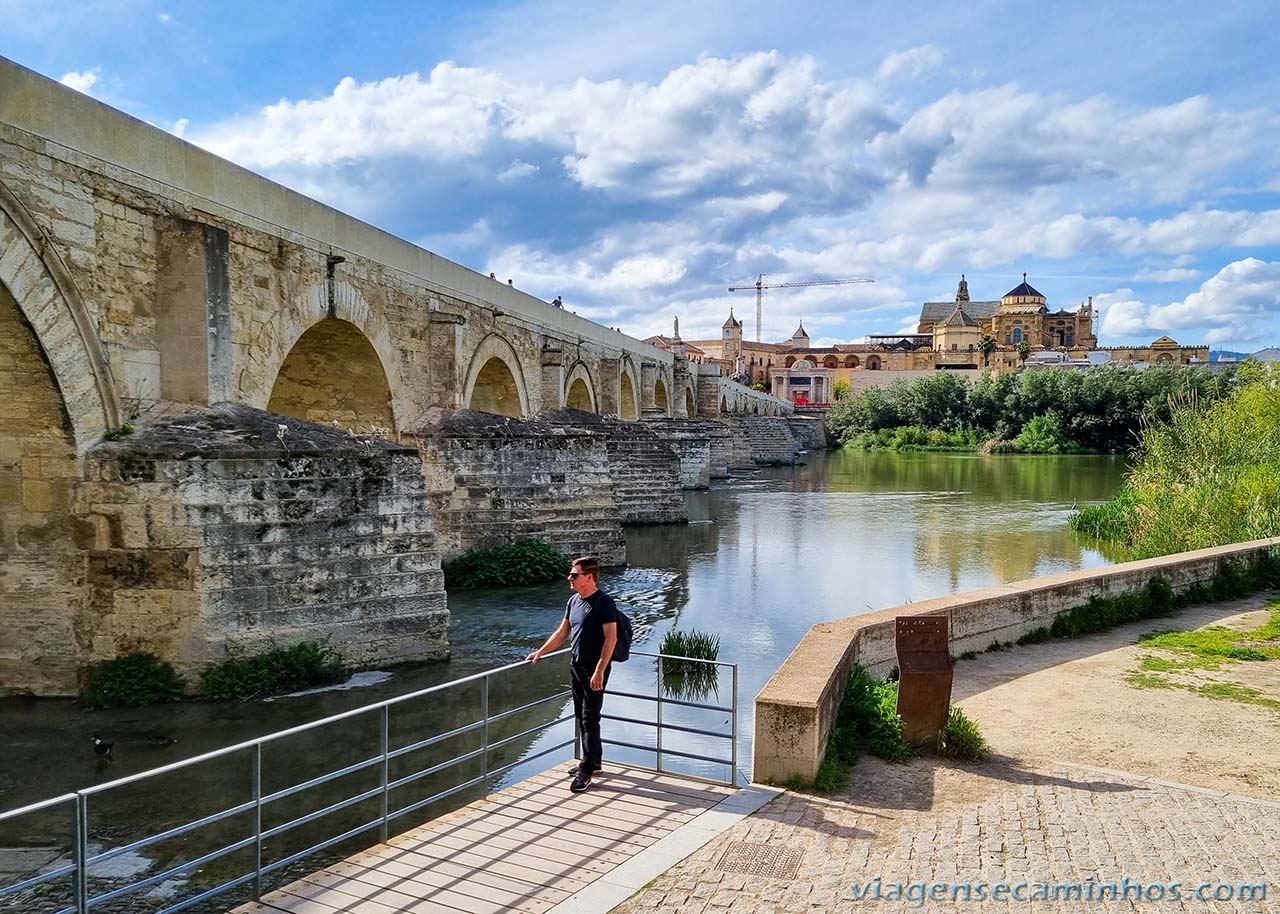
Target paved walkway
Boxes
[614,593,1280,913]
[230,764,772,914]
[613,758,1280,913]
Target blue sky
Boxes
[6,0,1280,350]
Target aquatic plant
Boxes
[443,539,568,589]
[200,640,346,701]
[81,652,186,709]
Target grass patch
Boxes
[200,641,346,701]
[442,539,568,588]
[1139,602,1280,662]
[658,628,720,701]
[938,706,990,761]
[81,652,186,709]
[1124,670,1176,690]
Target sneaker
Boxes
[569,772,593,793]
[566,762,603,777]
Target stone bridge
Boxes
[0,57,799,695]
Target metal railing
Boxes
[0,649,737,914]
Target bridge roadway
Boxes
[230,763,773,914]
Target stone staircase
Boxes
[735,415,803,465]
[544,410,687,524]
[408,409,627,565]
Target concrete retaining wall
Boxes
[752,537,1280,784]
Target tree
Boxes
[832,378,852,401]
[977,333,996,368]
[1016,340,1032,366]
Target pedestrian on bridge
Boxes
[527,555,619,793]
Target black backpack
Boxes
[612,609,633,663]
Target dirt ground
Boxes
[953,590,1280,800]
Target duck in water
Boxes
[91,735,113,761]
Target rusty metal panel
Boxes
[895,615,953,747]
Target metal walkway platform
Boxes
[231,763,737,914]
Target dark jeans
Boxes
[571,664,610,770]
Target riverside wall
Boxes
[752,537,1280,784]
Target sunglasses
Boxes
[567,571,588,580]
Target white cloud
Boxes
[157,11,171,24]
[877,45,944,82]
[1099,258,1280,344]
[1133,266,1201,282]
[171,117,189,138]
[59,69,99,94]
[497,159,538,182]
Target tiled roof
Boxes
[1004,280,1045,299]
[920,300,1000,323]
[940,306,979,328]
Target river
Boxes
[0,450,1125,909]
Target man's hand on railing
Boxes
[525,649,542,664]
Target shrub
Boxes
[1070,365,1280,556]
[1012,412,1074,454]
[938,706,989,760]
[443,539,568,588]
[201,641,346,701]
[82,652,186,709]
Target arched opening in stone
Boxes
[752,403,759,415]
[566,377,593,411]
[269,319,397,433]
[844,355,859,368]
[823,356,838,368]
[0,281,81,694]
[867,355,882,370]
[654,379,669,416]
[620,373,639,420]
[784,356,797,367]
[684,387,696,418]
[720,396,728,413]
[469,357,525,417]
[1156,352,1174,366]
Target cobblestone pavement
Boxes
[612,757,1280,913]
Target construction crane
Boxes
[728,275,875,342]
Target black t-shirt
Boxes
[565,589,620,669]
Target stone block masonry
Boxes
[70,404,448,692]
[733,415,803,465]
[542,409,687,524]
[408,408,627,565]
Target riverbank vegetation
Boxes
[828,366,1234,455]
[807,665,988,793]
[1071,363,1280,556]
[81,640,348,708]
[442,538,568,588]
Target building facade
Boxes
[692,275,1210,404]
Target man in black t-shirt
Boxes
[527,555,618,792]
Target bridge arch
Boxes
[463,333,529,418]
[0,179,119,446]
[619,369,639,420]
[654,377,670,417]
[268,319,397,434]
[564,361,597,412]
[245,280,407,432]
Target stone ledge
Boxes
[752,536,1280,784]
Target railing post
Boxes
[480,674,490,796]
[74,794,87,914]
[655,655,664,774]
[380,705,390,842]
[730,663,739,786]
[252,743,262,902]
